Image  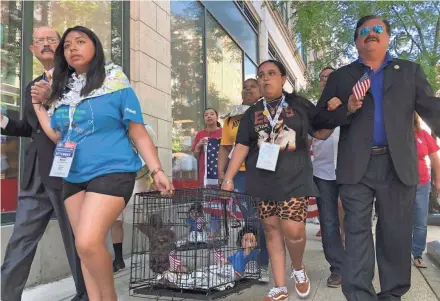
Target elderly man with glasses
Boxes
[0,26,88,301]
[314,15,440,301]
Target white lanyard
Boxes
[263,95,285,128]
[263,95,286,142]
[66,105,77,142]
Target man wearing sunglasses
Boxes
[0,26,88,301]
[314,15,440,301]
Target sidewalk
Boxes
[22,224,440,301]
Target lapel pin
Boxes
[282,102,288,108]
[394,65,400,70]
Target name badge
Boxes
[256,142,280,172]
[49,141,77,178]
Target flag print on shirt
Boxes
[196,216,205,231]
[352,72,371,100]
[214,249,227,264]
[169,250,182,272]
[204,138,220,186]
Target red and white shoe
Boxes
[262,287,289,301]
[291,266,310,298]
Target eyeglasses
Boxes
[256,71,282,80]
[33,37,59,45]
[319,75,329,82]
[359,25,384,38]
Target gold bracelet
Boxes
[223,179,233,185]
[151,167,164,177]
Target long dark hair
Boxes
[257,60,311,142]
[49,26,106,105]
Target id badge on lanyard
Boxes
[256,96,285,172]
[49,106,77,178]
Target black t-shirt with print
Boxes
[236,94,319,201]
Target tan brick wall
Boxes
[130,0,172,177]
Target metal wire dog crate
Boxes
[129,188,262,300]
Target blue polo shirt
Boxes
[50,87,144,183]
[358,52,393,146]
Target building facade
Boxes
[0,0,307,286]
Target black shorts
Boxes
[62,172,136,205]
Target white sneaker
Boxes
[291,267,310,298]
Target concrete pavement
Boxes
[22,224,439,301]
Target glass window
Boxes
[244,55,257,80]
[284,79,294,93]
[1,0,22,214]
[171,1,204,186]
[32,1,123,77]
[206,12,243,119]
[202,0,258,63]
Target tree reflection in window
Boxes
[206,12,242,119]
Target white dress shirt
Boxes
[311,127,340,181]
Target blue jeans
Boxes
[314,176,345,276]
[412,182,431,257]
[234,171,269,267]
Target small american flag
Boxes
[214,249,226,264]
[352,72,371,100]
[204,138,220,187]
[307,197,319,218]
[169,250,182,271]
[196,216,205,231]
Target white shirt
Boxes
[311,127,340,181]
[1,68,54,130]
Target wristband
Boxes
[151,167,164,177]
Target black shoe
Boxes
[327,274,342,288]
[113,259,126,273]
[70,292,89,301]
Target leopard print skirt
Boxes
[258,197,309,223]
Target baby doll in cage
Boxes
[185,203,208,243]
[136,213,187,274]
[213,225,260,280]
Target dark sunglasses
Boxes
[359,25,384,38]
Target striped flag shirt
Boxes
[352,72,371,100]
[169,250,182,271]
[196,216,205,231]
[214,249,226,264]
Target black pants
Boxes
[340,153,416,301]
[1,159,86,301]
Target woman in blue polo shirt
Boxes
[31,26,173,301]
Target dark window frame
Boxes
[201,0,259,66]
